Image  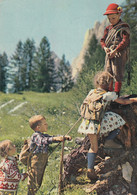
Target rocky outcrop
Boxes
[71,19,109,79]
[63,97,137,195]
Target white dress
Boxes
[78,90,125,135]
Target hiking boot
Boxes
[87,169,98,180]
[104,139,123,149]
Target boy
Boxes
[100,3,130,95]
[27,115,71,195]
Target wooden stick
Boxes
[58,137,65,195]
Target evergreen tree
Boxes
[75,34,105,100]
[11,41,24,92]
[0,52,8,92]
[57,54,74,92]
[22,39,36,90]
[84,34,105,72]
[33,36,57,92]
[122,0,137,62]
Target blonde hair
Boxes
[29,115,46,130]
[94,71,113,90]
[0,140,13,158]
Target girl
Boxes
[78,71,137,180]
[0,140,27,195]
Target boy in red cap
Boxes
[100,3,130,96]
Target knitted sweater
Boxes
[0,156,25,192]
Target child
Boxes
[100,3,130,95]
[78,71,137,180]
[0,140,27,195]
[27,115,71,195]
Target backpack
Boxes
[80,89,106,121]
[19,139,36,166]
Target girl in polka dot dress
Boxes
[78,71,137,180]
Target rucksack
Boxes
[80,89,106,121]
[19,139,36,166]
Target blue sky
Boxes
[0,0,124,63]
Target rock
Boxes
[63,101,137,194]
[75,137,84,145]
[109,191,114,195]
[122,162,133,183]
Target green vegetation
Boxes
[0,91,86,194]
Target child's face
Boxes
[38,119,48,133]
[7,143,16,156]
[107,13,121,25]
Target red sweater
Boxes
[100,20,130,52]
[0,156,25,192]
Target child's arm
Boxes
[53,135,71,142]
[115,97,137,105]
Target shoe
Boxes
[104,140,123,149]
[87,169,98,180]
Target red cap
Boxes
[104,3,123,15]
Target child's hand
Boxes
[104,47,111,54]
[54,135,71,142]
[64,135,72,141]
[108,49,121,59]
[22,173,28,181]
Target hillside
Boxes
[0,91,85,195]
[1,91,137,195]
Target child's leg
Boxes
[27,153,48,195]
[87,134,98,180]
[109,80,113,91]
[114,81,122,95]
[104,129,123,149]
[87,134,98,170]
[105,129,120,140]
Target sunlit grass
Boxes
[0,91,84,195]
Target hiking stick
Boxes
[58,116,82,194]
[48,116,82,157]
[58,136,65,195]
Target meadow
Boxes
[0,91,87,194]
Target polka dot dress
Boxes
[78,111,125,135]
[78,90,126,135]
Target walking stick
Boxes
[58,116,82,194]
[58,136,65,195]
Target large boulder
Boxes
[63,99,137,194]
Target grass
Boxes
[0,91,86,195]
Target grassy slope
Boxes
[0,91,86,195]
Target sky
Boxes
[0,0,125,64]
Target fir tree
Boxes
[122,0,137,62]
[0,52,8,92]
[11,41,24,92]
[33,36,57,92]
[22,39,36,90]
[57,54,74,92]
[75,34,105,99]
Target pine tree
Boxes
[11,41,24,92]
[33,36,57,92]
[122,0,137,62]
[22,39,36,90]
[0,52,8,92]
[75,34,105,99]
[57,54,74,92]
